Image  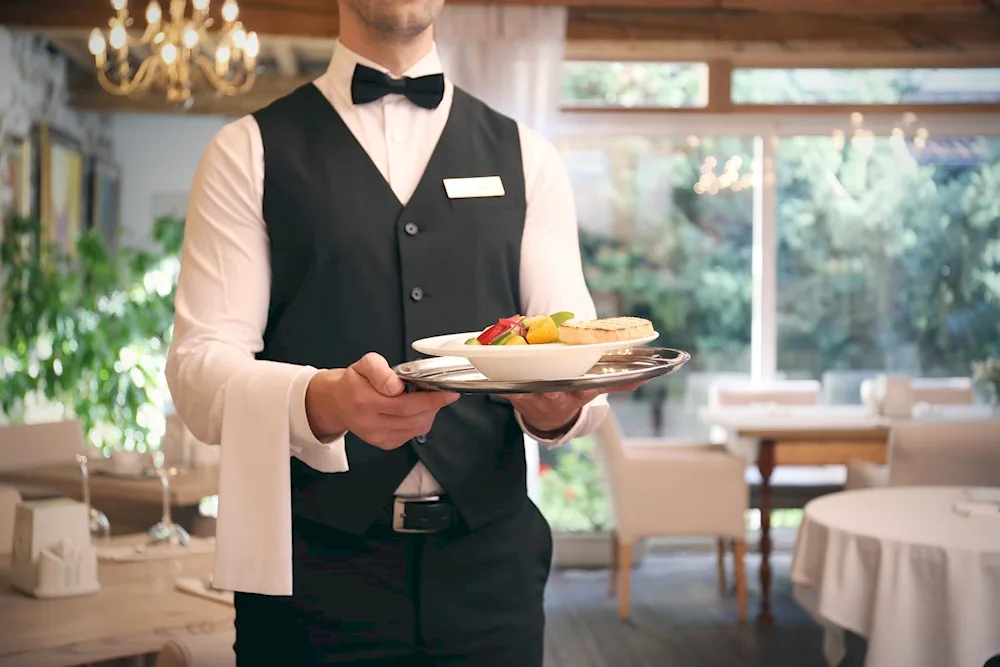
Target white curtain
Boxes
[434,5,567,138]
[435,6,567,505]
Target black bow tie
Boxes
[350,64,445,109]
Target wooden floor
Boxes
[543,551,866,667]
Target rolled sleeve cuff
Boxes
[289,366,347,454]
[517,399,610,447]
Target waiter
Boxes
[166,1,636,665]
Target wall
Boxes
[111,113,229,247]
[0,27,113,215]
[0,26,230,247]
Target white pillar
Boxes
[752,134,778,382]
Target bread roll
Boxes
[558,317,655,346]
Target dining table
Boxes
[0,464,219,534]
[696,402,996,626]
[0,534,231,667]
[791,486,1000,667]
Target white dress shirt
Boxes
[166,40,609,596]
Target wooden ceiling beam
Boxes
[565,9,1000,46]
[1,0,997,41]
[564,40,1000,66]
[11,10,1000,48]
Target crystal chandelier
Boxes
[694,155,754,195]
[831,112,929,153]
[88,0,260,107]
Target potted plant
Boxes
[539,435,645,568]
[972,357,1000,409]
[0,214,183,452]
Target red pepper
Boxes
[477,315,522,345]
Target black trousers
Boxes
[233,498,553,667]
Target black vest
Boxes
[253,84,529,535]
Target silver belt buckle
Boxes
[392,495,441,534]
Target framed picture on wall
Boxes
[37,124,86,259]
[89,156,122,249]
[2,134,36,219]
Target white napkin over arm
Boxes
[166,118,349,596]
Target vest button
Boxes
[404,222,419,236]
[410,287,424,302]
[415,434,427,444]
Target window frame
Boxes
[559,57,1000,115]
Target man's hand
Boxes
[508,380,648,437]
[305,352,459,449]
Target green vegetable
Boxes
[491,330,516,345]
[465,338,482,345]
[550,311,575,327]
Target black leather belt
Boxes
[389,495,459,534]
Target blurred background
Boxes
[1,1,999,666]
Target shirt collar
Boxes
[318,39,446,108]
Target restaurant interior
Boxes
[0,0,999,666]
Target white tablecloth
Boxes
[791,487,1000,667]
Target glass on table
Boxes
[147,449,191,548]
[76,453,111,540]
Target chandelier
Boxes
[694,155,754,195]
[88,0,260,106]
[831,112,929,153]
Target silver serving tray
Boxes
[393,347,691,394]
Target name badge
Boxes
[443,176,505,199]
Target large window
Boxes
[732,68,1000,105]
[538,62,1000,533]
[775,135,1000,399]
[555,135,754,440]
[561,61,708,108]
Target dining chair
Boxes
[0,420,89,500]
[594,411,748,622]
[845,420,1000,490]
[708,378,822,408]
[0,484,23,555]
[909,377,976,405]
[0,420,88,472]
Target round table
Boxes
[790,486,1000,667]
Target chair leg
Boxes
[732,538,747,623]
[607,530,619,597]
[617,542,633,621]
[715,537,728,596]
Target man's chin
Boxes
[346,0,444,38]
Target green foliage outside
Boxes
[540,66,1000,532]
[0,215,184,453]
[538,436,611,532]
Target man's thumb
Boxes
[353,352,405,396]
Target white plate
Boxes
[411,331,659,382]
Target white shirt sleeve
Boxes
[165,115,347,469]
[515,123,610,446]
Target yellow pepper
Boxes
[525,316,559,344]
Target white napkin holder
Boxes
[9,498,100,598]
[874,374,913,417]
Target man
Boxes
[166,1,634,665]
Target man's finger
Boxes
[352,352,405,397]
